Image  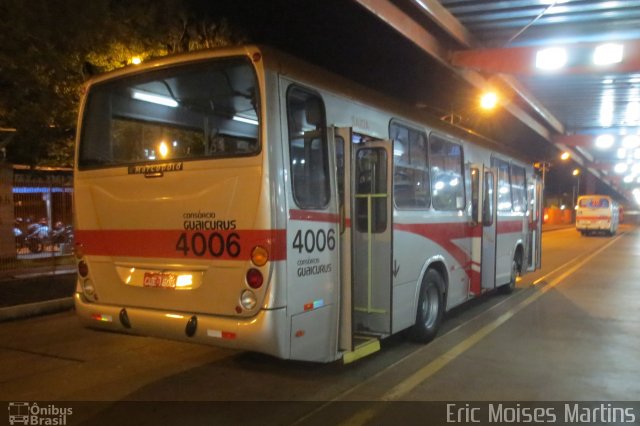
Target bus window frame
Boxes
[286,85,331,210]
[428,132,466,212]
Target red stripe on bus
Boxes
[394,222,476,276]
[577,216,610,221]
[394,219,524,285]
[469,268,482,296]
[76,229,287,261]
[289,210,339,223]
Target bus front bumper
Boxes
[74,293,288,358]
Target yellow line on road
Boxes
[380,233,622,401]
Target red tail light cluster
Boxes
[78,260,89,278]
[246,268,263,289]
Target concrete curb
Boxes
[0,297,74,322]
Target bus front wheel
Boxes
[409,269,444,343]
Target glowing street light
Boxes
[560,152,571,161]
[595,134,614,150]
[480,92,499,110]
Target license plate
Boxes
[143,272,177,289]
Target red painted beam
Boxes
[451,40,640,76]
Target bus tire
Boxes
[500,255,520,294]
[409,269,444,343]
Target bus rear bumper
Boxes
[74,293,288,358]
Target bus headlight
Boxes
[240,290,257,310]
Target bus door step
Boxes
[343,335,380,364]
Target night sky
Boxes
[197,0,610,200]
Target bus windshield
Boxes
[79,57,260,169]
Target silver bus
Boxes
[74,45,543,363]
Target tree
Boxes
[0,0,246,167]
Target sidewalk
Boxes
[0,269,76,321]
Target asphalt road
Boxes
[1,225,638,425]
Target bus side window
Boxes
[511,164,527,213]
[484,171,495,226]
[390,122,430,209]
[336,136,345,234]
[286,87,330,209]
[429,135,465,211]
[492,157,512,211]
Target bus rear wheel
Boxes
[409,269,444,343]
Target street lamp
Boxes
[480,91,499,110]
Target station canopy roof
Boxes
[354,0,640,204]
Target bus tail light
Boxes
[250,245,269,266]
[74,243,85,259]
[246,268,263,289]
[78,260,89,278]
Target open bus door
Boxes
[471,164,498,291]
[332,128,391,362]
[526,174,543,271]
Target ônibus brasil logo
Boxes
[7,402,73,425]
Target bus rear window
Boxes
[79,57,260,169]
[579,198,609,208]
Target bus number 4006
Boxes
[176,232,241,257]
[292,229,336,253]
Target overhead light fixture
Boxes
[560,152,571,161]
[480,92,498,110]
[593,43,624,66]
[617,148,627,159]
[622,135,640,149]
[132,90,178,108]
[232,115,259,125]
[614,162,628,174]
[625,101,640,124]
[624,175,634,183]
[536,47,567,71]
[595,134,614,149]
